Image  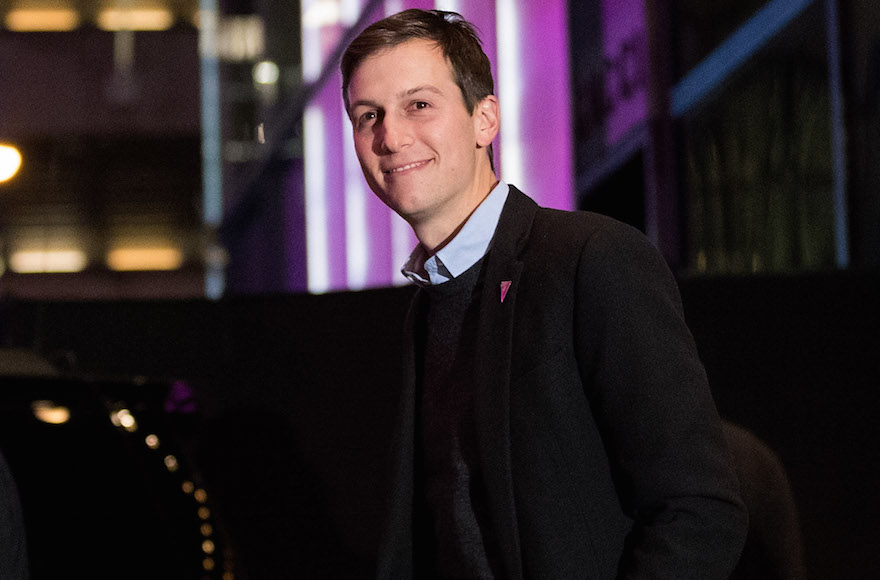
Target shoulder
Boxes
[518,205,679,307]
[503,187,666,277]
[527,205,654,265]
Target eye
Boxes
[357,111,377,128]
[412,101,430,111]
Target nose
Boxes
[376,113,412,154]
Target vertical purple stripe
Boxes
[317,25,350,292]
[407,0,436,10]
[518,1,574,210]
[602,0,648,144]
[365,181,395,287]
[320,71,349,291]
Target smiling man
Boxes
[342,9,747,579]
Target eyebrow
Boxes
[401,85,444,99]
[349,85,444,111]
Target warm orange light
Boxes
[110,408,138,432]
[106,246,183,271]
[0,144,23,182]
[5,9,80,32]
[96,8,174,31]
[9,249,88,273]
[32,400,71,425]
[164,454,179,472]
[201,539,215,554]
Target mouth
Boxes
[383,159,431,175]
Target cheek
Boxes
[426,121,471,158]
[354,138,377,168]
[452,117,479,150]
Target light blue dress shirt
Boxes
[402,181,510,286]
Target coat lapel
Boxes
[471,187,538,580]
[380,187,539,579]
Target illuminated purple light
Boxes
[511,0,573,210]
[602,0,649,145]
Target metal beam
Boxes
[671,0,815,117]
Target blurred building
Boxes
[0,0,877,300]
[572,0,880,276]
[0,0,205,299]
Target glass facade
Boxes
[842,0,880,269]
[570,0,875,276]
[681,2,836,274]
[0,23,205,299]
[671,0,769,80]
[2,0,877,297]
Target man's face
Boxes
[347,38,491,231]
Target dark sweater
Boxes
[416,256,496,579]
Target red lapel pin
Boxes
[500,280,512,303]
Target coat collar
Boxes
[469,185,537,579]
[383,187,539,579]
[487,185,540,264]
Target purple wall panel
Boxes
[518,0,574,210]
[601,0,648,145]
[323,79,350,292]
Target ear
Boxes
[473,95,500,148]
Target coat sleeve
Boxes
[572,219,748,579]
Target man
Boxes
[342,9,747,579]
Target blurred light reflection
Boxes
[302,0,341,29]
[5,9,80,31]
[202,539,215,554]
[110,408,138,432]
[164,454,179,472]
[10,250,88,274]
[106,247,183,271]
[0,144,23,182]
[217,15,264,61]
[97,8,175,31]
[31,400,71,425]
[253,60,280,85]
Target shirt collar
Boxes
[402,181,510,286]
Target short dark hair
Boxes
[342,9,494,113]
[341,9,496,167]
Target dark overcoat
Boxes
[377,187,748,579]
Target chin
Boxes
[387,198,425,222]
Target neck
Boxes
[413,172,499,255]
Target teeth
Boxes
[387,160,427,174]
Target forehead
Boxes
[348,38,456,99]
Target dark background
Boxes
[1,272,877,578]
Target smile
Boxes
[384,160,431,174]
